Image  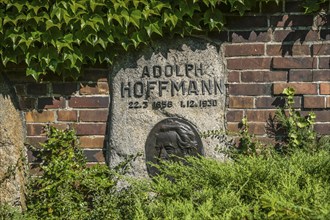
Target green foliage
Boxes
[129,150,330,219]
[275,87,318,152]
[25,126,132,219]
[0,0,326,80]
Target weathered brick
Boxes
[225,44,264,57]
[18,97,36,110]
[226,16,268,29]
[73,123,107,135]
[270,15,313,27]
[79,82,109,95]
[266,44,310,56]
[14,84,25,95]
[272,57,317,69]
[313,71,330,81]
[319,57,329,69]
[80,68,109,82]
[57,110,77,121]
[246,110,276,122]
[289,70,313,82]
[315,124,330,134]
[84,150,105,162]
[273,30,318,42]
[229,84,271,96]
[68,97,109,108]
[228,97,254,108]
[273,83,318,95]
[79,110,108,122]
[226,110,244,122]
[312,44,330,55]
[320,83,330,94]
[29,164,42,176]
[241,71,287,82]
[327,97,330,108]
[303,96,326,108]
[229,30,271,43]
[231,122,266,135]
[25,111,55,123]
[27,83,48,95]
[26,124,45,136]
[79,136,105,148]
[227,58,271,70]
[228,71,240,82]
[255,96,302,108]
[26,137,47,148]
[38,97,65,109]
[27,150,41,163]
[52,83,78,95]
[302,110,330,122]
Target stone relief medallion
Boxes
[145,117,203,176]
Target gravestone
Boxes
[0,73,26,209]
[109,38,227,177]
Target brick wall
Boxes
[4,0,330,169]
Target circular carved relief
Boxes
[145,118,204,176]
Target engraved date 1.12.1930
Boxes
[180,99,217,108]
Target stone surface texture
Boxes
[109,38,227,177]
[0,73,26,209]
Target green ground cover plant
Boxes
[1,88,329,219]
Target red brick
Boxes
[241,71,287,82]
[273,83,318,95]
[226,16,268,29]
[18,97,37,110]
[27,83,48,95]
[37,97,65,109]
[246,110,276,122]
[256,96,302,109]
[26,124,45,136]
[225,44,264,57]
[14,84,25,95]
[79,82,109,95]
[79,110,108,122]
[227,58,271,70]
[313,44,330,55]
[52,83,78,95]
[230,30,271,43]
[303,96,326,108]
[79,136,105,148]
[320,83,330,94]
[68,97,109,108]
[289,70,313,82]
[231,122,266,135]
[228,71,240,82]
[84,150,105,162]
[229,97,254,108]
[226,110,244,122]
[313,71,330,81]
[272,57,317,69]
[25,111,55,123]
[229,84,271,96]
[57,110,77,121]
[26,137,47,148]
[303,111,330,122]
[318,57,329,69]
[327,97,330,108]
[266,44,310,56]
[315,124,330,134]
[73,123,107,135]
[273,30,318,42]
[270,15,313,27]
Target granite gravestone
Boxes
[108,38,226,177]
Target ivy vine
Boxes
[0,0,327,80]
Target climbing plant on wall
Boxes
[0,0,327,80]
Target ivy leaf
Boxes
[130,10,142,28]
[145,21,162,37]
